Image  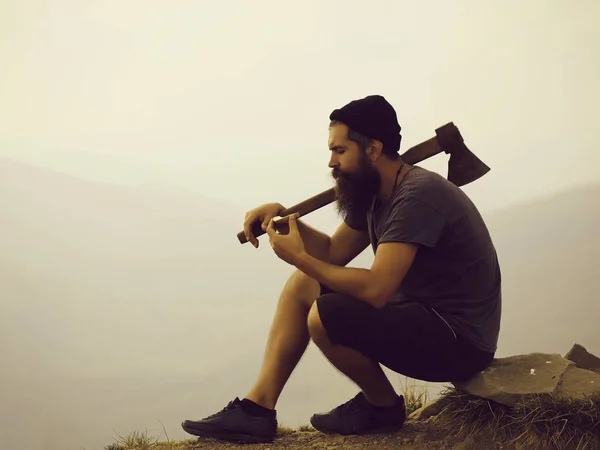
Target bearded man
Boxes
[182,95,502,443]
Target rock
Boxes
[453,352,600,406]
[565,343,600,371]
[555,366,600,399]
[408,396,454,421]
[453,353,571,406]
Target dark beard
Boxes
[332,157,381,220]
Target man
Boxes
[182,95,502,443]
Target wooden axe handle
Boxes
[236,123,454,244]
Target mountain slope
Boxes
[1,158,297,378]
[1,158,598,450]
[484,184,600,357]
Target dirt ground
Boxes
[173,422,514,450]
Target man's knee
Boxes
[281,270,321,309]
[308,292,374,349]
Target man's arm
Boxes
[294,196,445,307]
[295,241,418,308]
[290,220,331,261]
[327,221,371,266]
[284,220,370,264]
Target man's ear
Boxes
[366,140,383,161]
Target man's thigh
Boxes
[315,287,489,383]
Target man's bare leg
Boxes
[307,303,399,407]
[181,270,403,442]
[244,270,321,410]
[181,272,316,443]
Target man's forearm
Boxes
[295,252,381,307]
[295,220,331,262]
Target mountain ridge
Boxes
[1,158,598,450]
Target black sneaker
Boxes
[181,398,277,443]
[310,392,406,435]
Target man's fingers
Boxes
[265,218,276,237]
[243,219,250,241]
[288,213,300,233]
[262,214,275,231]
[243,216,259,248]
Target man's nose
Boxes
[328,154,338,168]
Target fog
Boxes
[1,1,599,449]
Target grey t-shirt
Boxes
[344,166,502,353]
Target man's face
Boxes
[328,123,381,219]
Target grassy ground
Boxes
[434,388,600,449]
[104,377,431,450]
[104,381,600,450]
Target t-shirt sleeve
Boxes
[378,197,446,248]
[343,209,368,232]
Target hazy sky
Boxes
[2,4,600,449]
[1,0,599,213]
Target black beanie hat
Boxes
[329,95,402,154]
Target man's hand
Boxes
[266,213,306,265]
[243,202,286,248]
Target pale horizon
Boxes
[2,1,599,214]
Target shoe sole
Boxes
[310,421,405,436]
[181,422,274,444]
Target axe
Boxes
[237,122,489,244]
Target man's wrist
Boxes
[295,251,315,273]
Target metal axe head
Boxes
[447,144,491,187]
[435,123,491,187]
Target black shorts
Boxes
[316,284,495,383]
